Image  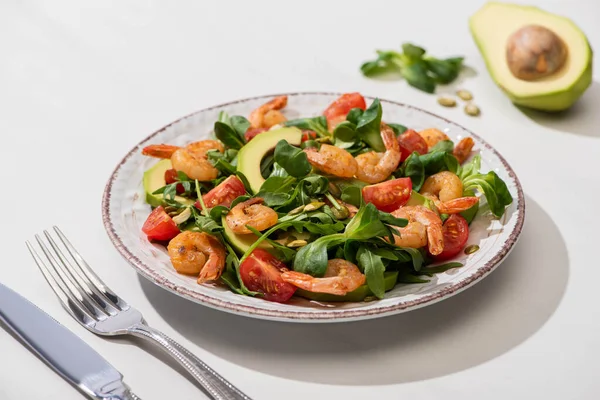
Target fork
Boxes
[26,226,252,400]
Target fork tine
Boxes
[35,234,105,320]
[53,226,127,310]
[44,230,116,316]
[26,240,97,324]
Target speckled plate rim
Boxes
[101,92,525,323]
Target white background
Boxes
[1,0,599,399]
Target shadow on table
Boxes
[139,196,569,385]
[518,81,600,138]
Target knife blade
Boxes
[0,282,138,399]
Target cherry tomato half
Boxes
[398,129,428,162]
[433,214,469,261]
[196,176,246,209]
[244,127,268,142]
[323,93,367,129]
[142,206,180,241]
[239,249,297,303]
[164,168,185,194]
[362,178,412,213]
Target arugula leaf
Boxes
[333,121,358,144]
[214,121,245,150]
[246,226,296,263]
[360,43,464,94]
[428,140,454,154]
[346,108,365,125]
[292,234,345,276]
[419,151,459,175]
[388,123,408,135]
[273,140,311,178]
[190,207,223,234]
[345,203,389,240]
[257,176,295,207]
[207,149,237,175]
[260,154,274,179]
[284,116,329,137]
[396,152,425,191]
[356,99,385,152]
[378,211,408,228]
[357,246,386,299]
[220,241,260,296]
[230,116,251,138]
[463,171,513,218]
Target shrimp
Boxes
[420,171,479,214]
[167,231,226,283]
[392,205,444,255]
[453,137,475,164]
[304,144,358,178]
[225,197,278,234]
[142,140,224,181]
[249,95,288,129]
[418,128,450,149]
[355,123,401,184]
[281,259,366,296]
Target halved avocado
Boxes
[143,159,194,207]
[221,215,271,254]
[470,2,592,111]
[237,127,302,194]
[295,271,399,302]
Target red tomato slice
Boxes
[362,178,412,213]
[239,249,297,303]
[196,176,246,209]
[323,93,367,129]
[398,129,428,162]
[433,214,469,261]
[142,206,180,241]
[244,127,268,142]
[301,130,317,142]
[164,168,185,194]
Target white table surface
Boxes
[1,0,598,399]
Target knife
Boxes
[0,282,140,399]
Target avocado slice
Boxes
[295,271,399,302]
[470,2,592,111]
[221,215,271,254]
[237,127,302,194]
[143,159,194,207]
[406,190,437,212]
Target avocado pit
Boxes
[506,24,568,81]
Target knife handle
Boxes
[127,324,251,400]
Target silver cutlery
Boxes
[0,280,141,399]
[27,226,251,400]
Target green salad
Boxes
[139,93,512,303]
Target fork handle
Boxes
[127,324,252,400]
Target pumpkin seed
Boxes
[464,103,481,117]
[287,239,308,248]
[437,96,457,107]
[288,205,305,215]
[331,205,350,220]
[456,90,473,101]
[304,201,325,212]
[464,244,480,254]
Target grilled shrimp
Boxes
[142,140,224,181]
[392,205,444,255]
[355,123,401,184]
[225,198,278,234]
[249,95,288,129]
[453,137,475,164]
[420,171,479,214]
[167,231,226,283]
[419,128,450,149]
[281,259,366,296]
[304,144,358,178]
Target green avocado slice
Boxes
[237,127,302,194]
[295,271,399,302]
[143,159,194,207]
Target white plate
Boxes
[102,92,525,323]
